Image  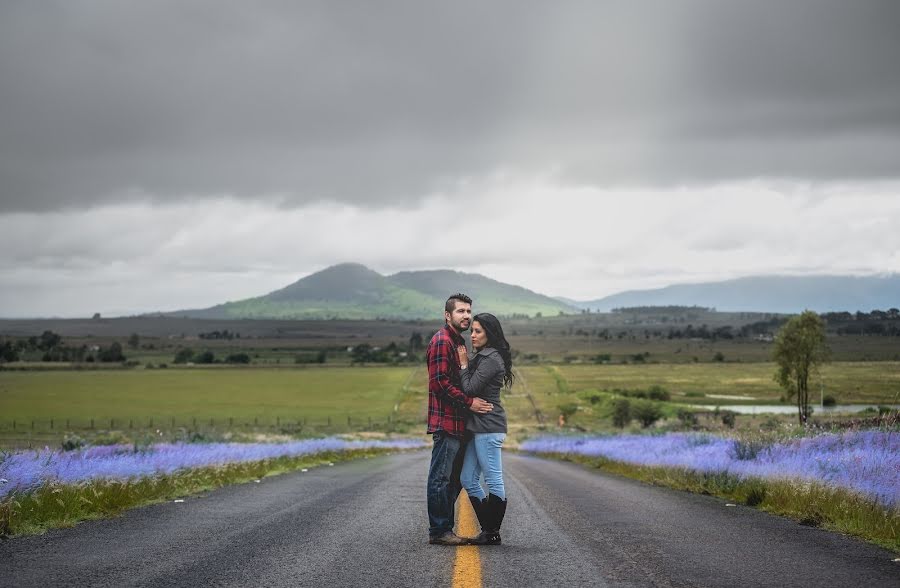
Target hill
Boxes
[575,275,900,314]
[171,263,578,320]
[389,269,573,318]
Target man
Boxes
[426,293,493,545]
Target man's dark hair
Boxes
[445,293,472,314]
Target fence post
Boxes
[149,418,153,428]
[31,420,34,431]
[229,417,233,427]
[347,415,351,427]
[254,417,258,426]
[129,419,133,429]
[327,416,331,426]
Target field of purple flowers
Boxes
[521,431,899,507]
[0,437,425,499]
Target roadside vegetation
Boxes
[520,431,899,552]
[0,438,423,537]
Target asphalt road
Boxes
[1,451,896,587]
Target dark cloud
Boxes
[1,1,898,213]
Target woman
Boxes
[456,312,514,545]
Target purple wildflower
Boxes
[0,437,425,498]
[521,431,899,506]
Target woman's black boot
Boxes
[483,493,507,545]
[468,495,493,545]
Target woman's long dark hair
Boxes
[473,313,515,388]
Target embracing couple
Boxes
[426,292,514,546]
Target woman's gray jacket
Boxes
[460,347,508,434]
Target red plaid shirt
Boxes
[426,324,473,437]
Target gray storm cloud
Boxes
[1,0,899,213]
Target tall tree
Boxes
[772,311,830,425]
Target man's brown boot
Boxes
[428,532,469,546]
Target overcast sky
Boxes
[1,1,899,317]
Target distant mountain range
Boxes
[167,265,900,319]
[170,263,578,320]
[570,275,900,314]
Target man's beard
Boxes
[451,318,470,332]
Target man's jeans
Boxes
[427,432,465,537]
[460,432,506,500]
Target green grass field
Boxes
[2,361,897,448]
[552,362,900,404]
[0,367,414,425]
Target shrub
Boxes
[721,411,737,428]
[744,483,767,507]
[631,400,662,428]
[612,399,631,428]
[558,403,579,419]
[61,434,86,451]
[225,353,251,364]
[582,392,604,405]
[822,395,837,407]
[760,417,779,430]
[730,438,767,460]
[98,342,126,362]
[713,351,725,362]
[647,385,670,401]
[194,350,216,364]
[677,409,698,427]
[173,348,194,364]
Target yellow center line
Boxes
[452,491,482,588]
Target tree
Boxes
[612,398,631,428]
[557,402,579,426]
[772,311,830,425]
[0,340,20,362]
[631,400,662,428]
[128,333,140,349]
[38,330,62,351]
[98,342,126,362]
[351,344,373,364]
[174,348,195,364]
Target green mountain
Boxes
[389,269,573,318]
[173,263,579,319]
